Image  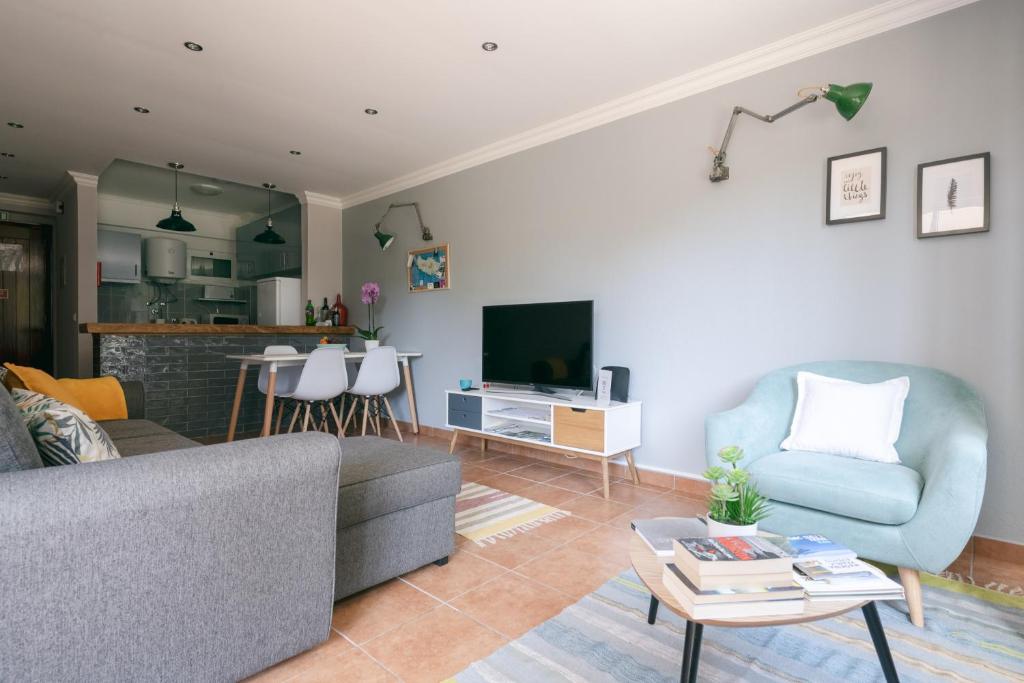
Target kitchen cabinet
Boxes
[98,229,141,283]
[235,206,302,281]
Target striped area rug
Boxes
[456,483,571,546]
[453,569,1024,682]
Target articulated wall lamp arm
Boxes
[371,201,433,251]
[708,82,873,183]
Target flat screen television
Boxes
[482,300,593,391]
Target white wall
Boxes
[52,172,98,378]
[343,0,1024,543]
[300,192,344,305]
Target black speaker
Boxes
[600,366,630,402]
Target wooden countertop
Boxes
[80,323,356,335]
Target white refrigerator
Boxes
[257,277,302,325]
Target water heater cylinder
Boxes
[144,237,187,283]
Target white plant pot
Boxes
[706,518,758,537]
[363,339,380,351]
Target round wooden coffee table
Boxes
[629,535,900,682]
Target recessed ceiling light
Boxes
[481,42,498,51]
[183,41,204,52]
[364,108,379,115]
[0,152,14,158]
[289,150,302,156]
[6,122,24,129]
[133,106,150,114]
[263,182,277,190]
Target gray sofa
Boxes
[0,382,460,682]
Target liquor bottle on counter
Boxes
[332,293,347,327]
[320,297,330,323]
[305,299,315,326]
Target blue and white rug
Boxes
[452,570,1024,682]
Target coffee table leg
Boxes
[680,620,704,682]
[647,595,659,624]
[862,602,899,682]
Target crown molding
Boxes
[298,190,344,210]
[0,191,54,216]
[341,0,978,208]
[49,170,100,202]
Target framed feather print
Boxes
[917,152,990,238]
[407,243,450,292]
[826,147,887,225]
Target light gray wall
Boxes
[53,174,98,378]
[344,0,1024,543]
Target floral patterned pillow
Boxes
[11,388,120,466]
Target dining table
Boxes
[224,350,424,441]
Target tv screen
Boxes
[482,300,593,390]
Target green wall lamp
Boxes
[156,162,197,231]
[709,82,872,182]
[372,202,433,252]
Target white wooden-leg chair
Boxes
[342,346,403,441]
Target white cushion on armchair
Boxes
[781,371,909,463]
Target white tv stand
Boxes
[446,388,642,499]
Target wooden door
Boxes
[0,222,52,372]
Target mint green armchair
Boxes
[706,361,987,627]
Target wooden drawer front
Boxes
[448,393,482,414]
[553,406,605,452]
[449,409,482,431]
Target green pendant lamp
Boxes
[822,82,873,121]
[254,183,286,244]
[156,162,197,232]
[373,223,396,251]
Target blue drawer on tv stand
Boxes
[448,409,482,431]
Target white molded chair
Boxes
[285,347,350,434]
[343,346,403,440]
[258,345,302,434]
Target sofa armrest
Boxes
[900,423,988,573]
[0,432,341,682]
[705,397,786,469]
[119,380,146,419]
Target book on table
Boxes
[768,534,857,561]
[794,557,906,602]
[631,517,709,559]
[661,563,805,619]
[672,536,794,577]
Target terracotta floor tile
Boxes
[559,494,637,523]
[451,573,576,638]
[604,481,670,506]
[522,514,598,546]
[289,648,396,683]
[460,464,494,483]
[402,549,506,601]
[243,648,328,683]
[362,605,506,683]
[473,471,536,493]
[515,482,582,507]
[565,524,636,561]
[460,530,560,569]
[546,471,606,494]
[971,556,1024,593]
[454,448,491,464]
[331,579,441,643]
[516,544,630,599]
[476,454,536,473]
[611,496,706,530]
[512,462,573,483]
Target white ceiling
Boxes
[0,0,960,205]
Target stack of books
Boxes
[662,536,806,619]
[771,534,906,602]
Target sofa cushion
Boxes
[99,419,199,456]
[0,384,44,472]
[749,450,923,525]
[338,436,461,528]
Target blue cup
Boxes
[459,379,473,391]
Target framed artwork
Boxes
[407,243,450,292]
[826,147,887,225]
[917,152,990,238]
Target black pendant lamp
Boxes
[254,183,286,244]
[156,162,196,231]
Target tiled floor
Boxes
[246,432,705,683]
[245,431,1024,682]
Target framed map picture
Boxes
[917,152,990,238]
[407,243,450,292]
[826,147,887,225]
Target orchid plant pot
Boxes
[706,518,758,537]
[364,339,380,351]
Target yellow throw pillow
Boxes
[2,364,128,421]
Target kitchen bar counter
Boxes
[81,323,356,335]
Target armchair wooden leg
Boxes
[898,567,924,627]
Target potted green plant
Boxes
[703,445,771,537]
[355,281,383,350]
